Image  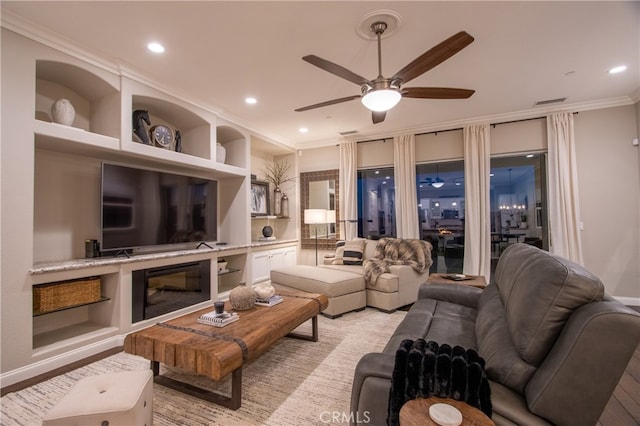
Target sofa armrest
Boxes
[387,264,429,282]
[350,352,396,426]
[323,254,335,265]
[418,282,483,309]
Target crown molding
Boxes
[1,10,120,75]
[3,10,634,153]
[2,10,296,150]
[294,95,636,149]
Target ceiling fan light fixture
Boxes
[431,177,444,188]
[361,89,401,112]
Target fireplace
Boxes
[132,260,211,323]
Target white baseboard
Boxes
[615,296,640,307]
[0,335,125,388]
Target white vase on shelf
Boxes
[51,98,75,126]
[216,143,226,163]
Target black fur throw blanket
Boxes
[387,339,492,426]
[363,238,433,286]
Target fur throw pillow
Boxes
[387,339,492,426]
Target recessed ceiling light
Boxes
[526,154,534,158]
[147,42,165,53]
[245,97,257,104]
[609,65,627,74]
[299,127,308,133]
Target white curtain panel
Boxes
[339,141,358,241]
[463,124,492,282]
[393,134,420,239]
[546,112,584,264]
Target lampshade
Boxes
[304,209,327,225]
[361,89,401,112]
[431,177,444,188]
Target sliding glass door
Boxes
[357,168,396,239]
[490,153,548,273]
[416,161,465,273]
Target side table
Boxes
[427,273,487,289]
[400,397,494,426]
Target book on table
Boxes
[197,311,239,327]
[443,274,474,281]
[255,294,283,307]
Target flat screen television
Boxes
[101,163,217,254]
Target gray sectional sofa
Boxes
[350,243,640,425]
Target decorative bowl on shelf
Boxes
[217,261,228,272]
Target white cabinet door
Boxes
[282,246,297,267]
[269,249,286,271]
[251,246,298,284]
[251,251,271,284]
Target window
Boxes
[357,168,396,239]
[490,154,548,273]
[416,161,465,273]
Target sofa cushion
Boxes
[270,265,364,297]
[363,239,377,260]
[476,243,605,393]
[333,239,365,265]
[476,285,536,393]
[495,244,604,367]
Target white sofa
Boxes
[271,238,433,317]
[322,238,432,313]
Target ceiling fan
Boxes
[295,22,475,124]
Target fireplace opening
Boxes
[132,260,211,323]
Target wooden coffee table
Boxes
[400,397,494,425]
[124,289,328,410]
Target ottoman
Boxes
[270,265,366,318]
[42,369,153,426]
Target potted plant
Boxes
[520,213,528,229]
[264,160,294,216]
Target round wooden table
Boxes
[399,397,494,426]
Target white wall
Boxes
[574,106,639,299]
[296,105,640,299]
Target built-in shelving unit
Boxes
[1,24,301,389]
[1,29,252,376]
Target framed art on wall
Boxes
[251,181,270,216]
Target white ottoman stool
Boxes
[271,265,366,318]
[42,369,153,426]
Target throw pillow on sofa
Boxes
[332,240,364,265]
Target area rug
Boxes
[1,308,406,425]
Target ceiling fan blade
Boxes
[295,95,361,112]
[392,31,474,84]
[402,87,475,99]
[303,55,370,86]
[372,110,386,124]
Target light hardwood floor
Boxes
[597,337,640,425]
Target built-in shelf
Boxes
[33,324,119,352]
[217,268,240,276]
[33,296,110,317]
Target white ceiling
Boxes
[2,1,638,150]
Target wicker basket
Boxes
[33,277,101,315]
